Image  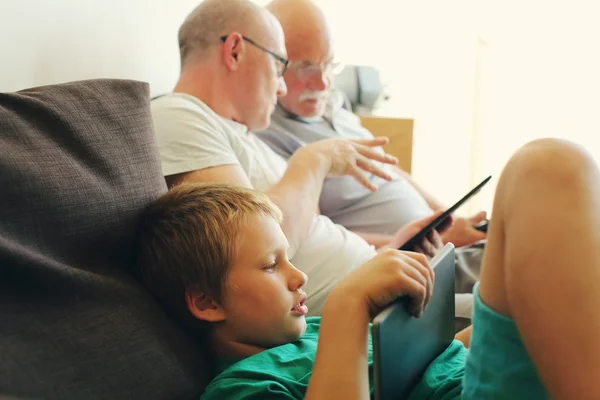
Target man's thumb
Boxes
[469,211,487,224]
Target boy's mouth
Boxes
[291,294,308,315]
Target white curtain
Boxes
[473,0,600,210]
[312,0,600,214]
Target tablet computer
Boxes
[372,243,456,400]
[399,175,492,251]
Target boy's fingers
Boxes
[399,254,434,308]
[392,272,427,318]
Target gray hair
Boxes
[178,0,265,68]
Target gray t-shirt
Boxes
[257,92,433,235]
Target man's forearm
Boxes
[393,166,444,210]
[305,294,371,400]
[267,149,330,257]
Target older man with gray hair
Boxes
[260,0,488,249]
[258,0,487,312]
[151,0,455,316]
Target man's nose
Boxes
[307,70,328,91]
[277,76,288,97]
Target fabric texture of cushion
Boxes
[0,79,210,399]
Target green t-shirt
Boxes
[201,317,466,400]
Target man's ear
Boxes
[221,32,245,72]
[185,289,226,322]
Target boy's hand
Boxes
[329,249,434,319]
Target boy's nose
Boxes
[288,262,308,291]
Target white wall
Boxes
[0,0,199,95]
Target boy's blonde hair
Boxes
[135,182,282,330]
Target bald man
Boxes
[259,0,487,250]
[150,0,446,315]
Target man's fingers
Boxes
[354,143,398,165]
[355,156,393,181]
[413,243,426,257]
[468,211,487,224]
[469,227,487,241]
[430,230,444,249]
[348,166,377,191]
[419,237,437,258]
[352,136,389,147]
[436,215,453,234]
[415,238,433,258]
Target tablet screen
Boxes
[399,175,491,251]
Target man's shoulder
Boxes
[151,93,242,143]
[151,93,213,120]
[329,91,362,125]
[261,104,301,135]
[256,106,308,158]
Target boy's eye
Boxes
[263,263,277,272]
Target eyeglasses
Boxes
[289,59,341,82]
[220,35,290,77]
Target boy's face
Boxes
[218,213,309,348]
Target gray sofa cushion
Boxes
[0,79,210,399]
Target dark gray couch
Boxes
[0,80,210,399]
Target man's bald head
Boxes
[179,0,273,68]
[266,0,332,61]
[175,0,288,131]
[266,0,334,118]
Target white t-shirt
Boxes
[151,93,376,314]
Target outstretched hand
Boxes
[302,137,398,191]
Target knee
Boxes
[502,138,597,189]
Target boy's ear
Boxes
[185,289,226,323]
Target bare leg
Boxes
[454,326,471,348]
[478,138,600,398]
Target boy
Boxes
[135,182,465,399]
[135,138,600,399]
